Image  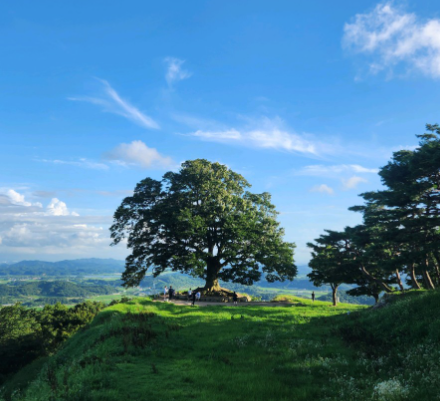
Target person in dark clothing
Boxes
[191,291,196,306]
[169,286,174,300]
[311,291,315,302]
[233,291,238,306]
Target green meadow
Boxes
[2,290,440,401]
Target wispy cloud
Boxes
[69,79,160,129]
[39,158,109,170]
[164,57,191,86]
[310,184,334,195]
[105,140,175,169]
[189,117,335,156]
[343,2,440,78]
[342,176,368,189]
[298,164,378,176]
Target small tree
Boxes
[110,159,296,291]
[307,230,349,306]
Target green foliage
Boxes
[317,291,375,305]
[336,290,440,400]
[111,159,296,289]
[0,301,105,385]
[0,281,115,298]
[309,124,440,303]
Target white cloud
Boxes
[6,189,33,207]
[298,164,379,176]
[0,190,78,217]
[106,140,174,169]
[344,2,440,78]
[0,220,106,250]
[69,79,160,129]
[39,158,109,170]
[164,57,191,86]
[310,184,334,195]
[46,198,80,216]
[342,176,368,189]
[189,117,333,155]
[0,189,120,258]
[0,190,42,209]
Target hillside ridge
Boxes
[2,290,439,400]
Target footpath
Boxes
[153,299,292,307]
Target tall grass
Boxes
[2,291,440,400]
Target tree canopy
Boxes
[308,124,440,303]
[110,159,296,291]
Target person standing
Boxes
[233,291,238,306]
[188,288,192,302]
[191,290,196,306]
[164,286,168,302]
[311,291,315,302]
[196,290,201,302]
[169,286,174,301]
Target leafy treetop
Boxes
[110,159,296,290]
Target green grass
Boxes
[86,294,127,303]
[4,291,440,401]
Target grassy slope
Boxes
[2,297,363,401]
[4,291,440,401]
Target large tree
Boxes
[110,159,296,291]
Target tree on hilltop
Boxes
[110,159,296,291]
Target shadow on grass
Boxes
[3,297,368,401]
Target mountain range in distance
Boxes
[0,258,311,277]
[0,258,125,276]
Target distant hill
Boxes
[296,265,311,277]
[0,259,311,279]
[0,258,125,276]
[0,280,115,298]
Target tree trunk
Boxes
[421,269,435,290]
[204,259,221,292]
[395,269,405,292]
[331,284,338,307]
[409,263,421,290]
[373,293,379,304]
[360,266,394,293]
[430,252,440,286]
[421,257,435,290]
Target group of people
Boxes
[163,287,239,305]
[163,286,201,305]
[187,288,201,306]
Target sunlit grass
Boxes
[3,291,440,401]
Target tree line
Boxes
[0,301,105,384]
[308,124,440,305]
[0,281,115,298]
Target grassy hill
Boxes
[3,290,440,400]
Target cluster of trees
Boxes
[0,301,104,384]
[308,125,440,305]
[0,281,115,298]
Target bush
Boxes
[0,301,105,385]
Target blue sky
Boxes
[1,0,440,263]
